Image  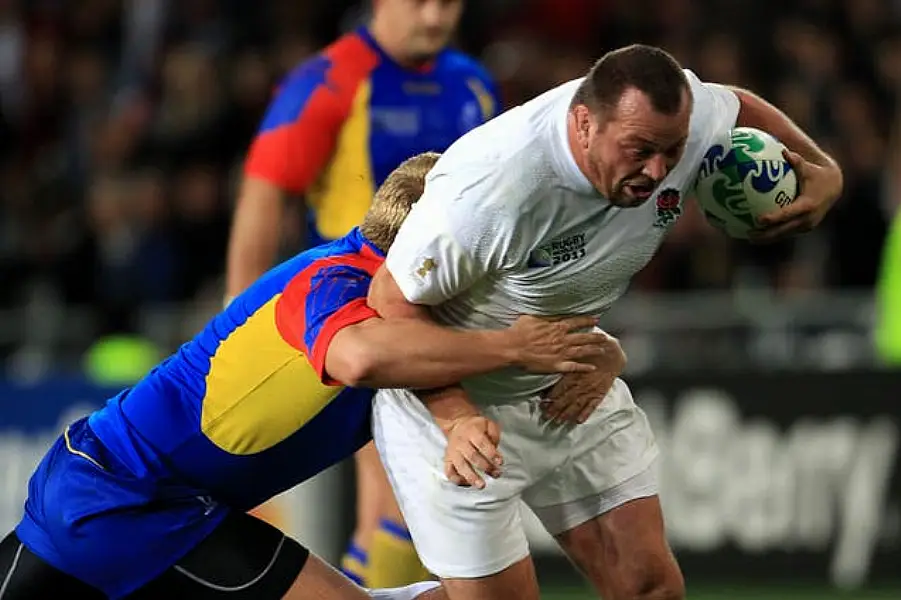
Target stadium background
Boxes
[0,0,899,598]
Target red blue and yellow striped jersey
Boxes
[87,228,383,510]
[244,26,500,247]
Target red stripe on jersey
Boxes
[244,34,380,193]
[275,252,383,384]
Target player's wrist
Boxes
[482,329,524,368]
[417,386,481,436]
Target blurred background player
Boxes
[224,0,500,588]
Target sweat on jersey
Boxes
[385,70,740,404]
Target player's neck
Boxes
[367,19,432,70]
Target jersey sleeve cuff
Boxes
[310,298,379,385]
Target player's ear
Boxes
[571,106,592,149]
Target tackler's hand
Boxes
[541,330,626,424]
[440,414,503,489]
[505,315,611,374]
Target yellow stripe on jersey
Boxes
[201,295,342,455]
[308,80,376,240]
[466,77,497,121]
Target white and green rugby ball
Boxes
[694,127,799,239]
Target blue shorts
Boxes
[15,417,229,599]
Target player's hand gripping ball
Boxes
[694,127,799,239]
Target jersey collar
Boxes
[351,227,386,259]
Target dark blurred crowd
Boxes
[0,0,898,353]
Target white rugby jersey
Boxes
[385,70,739,404]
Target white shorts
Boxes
[372,378,659,579]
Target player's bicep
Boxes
[244,67,347,193]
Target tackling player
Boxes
[370,46,844,600]
[0,154,614,600]
[226,0,500,586]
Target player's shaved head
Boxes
[572,44,690,120]
[361,152,441,252]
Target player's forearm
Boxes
[731,87,840,173]
[225,178,286,299]
[327,319,516,389]
[349,267,519,387]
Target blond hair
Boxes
[360,152,441,252]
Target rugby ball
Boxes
[694,127,799,239]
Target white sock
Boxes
[366,580,441,600]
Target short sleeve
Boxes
[276,262,378,384]
[385,168,512,305]
[684,69,740,144]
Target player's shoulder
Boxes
[286,231,381,281]
[680,68,740,154]
[420,143,548,232]
[277,32,378,99]
[323,30,381,72]
[437,48,494,83]
[683,69,738,127]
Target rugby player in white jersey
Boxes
[366,45,844,600]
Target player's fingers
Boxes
[485,419,502,445]
[472,433,503,471]
[578,390,608,423]
[452,454,485,489]
[755,194,814,227]
[555,394,589,423]
[557,316,600,332]
[781,148,808,176]
[462,443,496,475]
[444,461,467,486]
[542,402,561,422]
[749,213,814,243]
[554,360,596,373]
[563,332,612,347]
[564,343,612,360]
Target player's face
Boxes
[387,0,463,61]
[585,87,692,207]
